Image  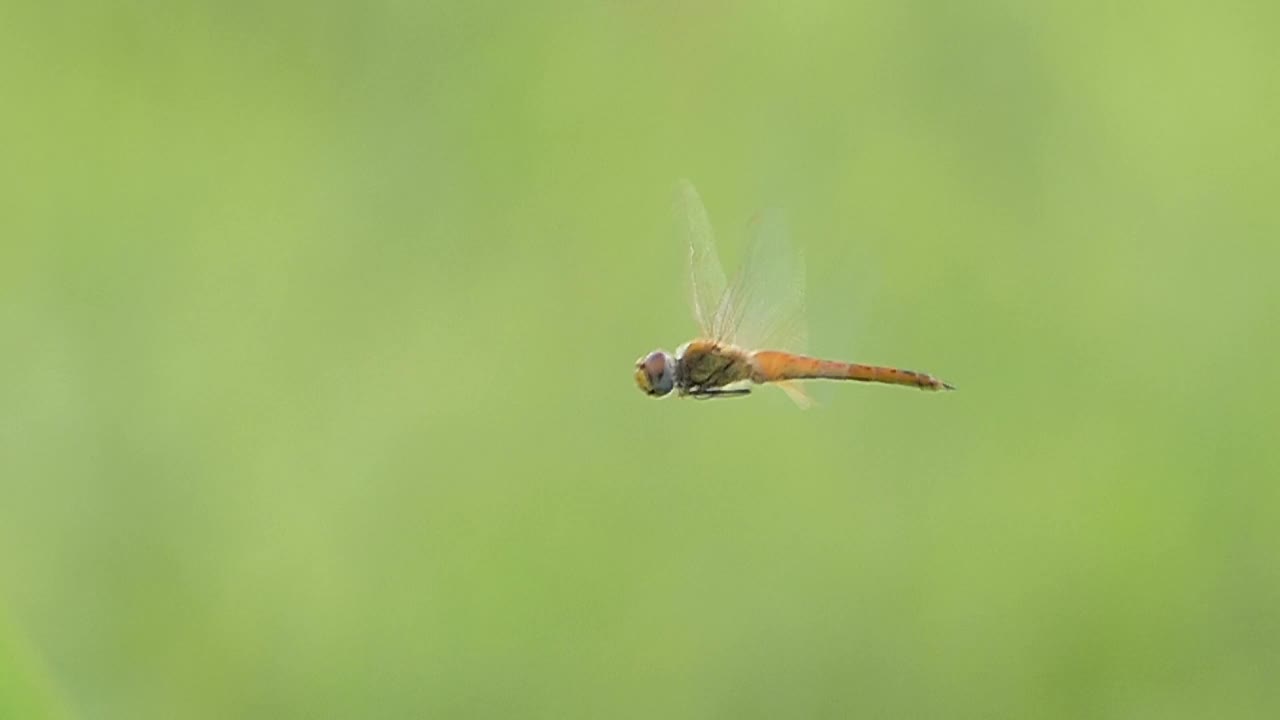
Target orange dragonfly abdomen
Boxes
[749,350,954,392]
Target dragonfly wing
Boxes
[774,380,817,409]
[674,179,728,338]
[715,208,809,352]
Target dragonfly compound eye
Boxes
[635,350,674,397]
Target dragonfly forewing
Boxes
[675,179,728,338]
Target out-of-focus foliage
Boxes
[2,1,1278,717]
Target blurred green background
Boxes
[3,1,1278,717]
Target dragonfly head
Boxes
[634,350,675,397]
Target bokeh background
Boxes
[3,1,1278,717]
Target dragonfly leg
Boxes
[691,387,751,400]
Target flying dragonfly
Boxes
[634,180,954,405]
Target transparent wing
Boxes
[674,179,727,338]
[774,380,816,409]
[714,209,808,352]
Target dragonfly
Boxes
[634,180,954,405]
